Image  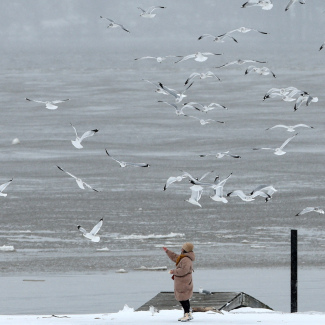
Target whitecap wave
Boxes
[0,245,15,252]
[118,232,185,240]
[97,247,110,251]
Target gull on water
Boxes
[241,0,273,10]
[296,207,324,216]
[245,66,276,78]
[137,6,165,18]
[266,124,313,132]
[105,149,150,167]
[294,94,318,111]
[0,179,13,197]
[185,71,221,85]
[149,306,160,316]
[221,27,268,35]
[250,185,277,202]
[210,173,232,203]
[185,115,225,125]
[184,102,227,112]
[135,55,180,63]
[143,79,176,95]
[185,185,204,207]
[199,151,241,159]
[253,133,298,155]
[215,59,266,69]
[158,82,193,103]
[25,98,70,110]
[56,166,99,192]
[285,0,305,11]
[227,190,270,202]
[198,34,238,43]
[70,123,99,149]
[77,218,103,242]
[199,287,212,295]
[175,52,222,63]
[99,16,130,32]
[164,173,188,191]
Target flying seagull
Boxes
[198,34,238,43]
[77,218,103,242]
[142,79,176,95]
[175,52,222,63]
[105,149,149,167]
[266,124,313,132]
[210,173,232,203]
[137,6,165,18]
[227,190,270,202]
[158,101,189,116]
[199,151,241,159]
[285,0,305,11]
[241,0,273,10]
[294,95,318,111]
[0,179,13,197]
[250,185,277,202]
[25,98,70,110]
[245,66,276,78]
[253,133,298,155]
[185,185,204,207]
[185,71,221,85]
[70,123,99,149]
[296,207,324,216]
[184,102,227,112]
[135,55,180,63]
[215,59,266,69]
[56,166,99,192]
[221,27,268,35]
[164,174,188,191]
[99,16,130,32]
[185,115,225,125]
[263,87,307,101]
[158,82,193,103]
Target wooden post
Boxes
[291,229,298,313]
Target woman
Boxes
[163,242,195,322]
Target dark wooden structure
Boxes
[136,291,272,312]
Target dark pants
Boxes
[179,300,190,314]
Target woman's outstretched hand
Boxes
[163,247,167,252]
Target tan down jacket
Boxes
[166,249,195,301]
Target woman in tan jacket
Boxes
[163,242,195,322]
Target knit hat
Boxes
[182,242,194,252]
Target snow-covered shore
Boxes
[1,307,325,325]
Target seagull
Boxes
[56,166,99,192]
[77,218,103,242]
[210,173,232,203]
[199,151,241,159]
[294,95,318,111]
[70,123,99,149]
[320,42,325,51]
[263,87,306,101]
[185,115,225,125]
[241,0,274,10]
[135,55,180,63]
[250,185,277,202]
[25,98,70,110]
[99,16,130,32]
[149,305,160,316]
[199,287,212,295]
[185,185,203,207]
[215,59,266,69]
[137,6,165,18]
[158,101,188,116]
[158,82,193,103]
[175,52,222,64]
[185,102,227,112]
[0,179,13,197]
[296,207,324,216]
[266,124,313,132]
[227,190,270,202]
[285,0,305,11]
[221,27,268,35]
[142,79,176,95]
[182,170,222,189]
[198,34,238,43]
[253,133,298,155]
[185,71,221,85]
[164,174,188,191]
[105,149,149,167]
[245,66,276,78]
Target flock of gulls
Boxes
[2,1,323,246]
